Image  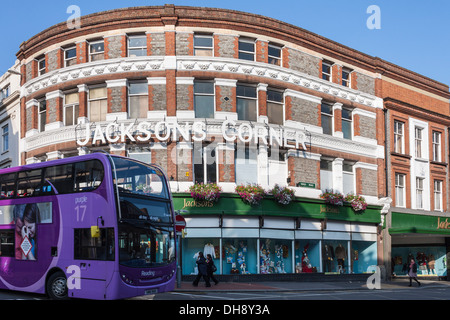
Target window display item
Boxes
[322,244,334,272]
[301,244,313,273]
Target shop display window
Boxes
[260,238,292,274]
[322,240,349,274]
[391,246,447,277]
[222,239,257,274]
[351,241,377,274]
[294,240,320,273]
[182,238,220,275]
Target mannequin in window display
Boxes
[428,254,436,275]
[301,244,313,273]
[322,244,334,272]
[416,252,428,274]
[335,244,346,273]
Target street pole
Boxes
[176,231,181,288]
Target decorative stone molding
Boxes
[22,56,382,111]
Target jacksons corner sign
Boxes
[75,119,308,149]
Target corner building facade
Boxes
[15,5,449,279]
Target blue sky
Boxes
[2,0,449,87]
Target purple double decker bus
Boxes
[0,153,177,300]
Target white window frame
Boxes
[395,173,406,208]
[321,102,334,135]
[193,144,218,184]
[64,46,77,67]
[267,88,284,125]
[37,57,46,76]
[394,120,404,154]
[128,81,148,119]
[238,38,255,61]
[268,43,282,66]
[193,34,214,57]
[320,158,334,192]
[342,68,351,87]
[194,80,216,119]
[127,35,147,57]
[2,124,9,153]
[322,60,332,81]
[88,85,108,123]
[432,131,441,162]
[434,180,443,211]
[38,99,46,133]
[236,84,258,122]
[63,92,80,126]
[415,177,424,209]
[89,40,105,62]
[342,162,355,195]
[341,107,353,140]
[415,127,423,158]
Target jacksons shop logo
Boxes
[75,120,308,149]
[436,217,450,230]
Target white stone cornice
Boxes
[22,56,165,97]
[177,56,380,108]
[176,77,195,85]
[22,56,381,110]
[332,102,343,111]
[26,99,39,109]
[215,78,237,87]
[147,77,167,85]
[45,90,64,100]
[106,79,128,88]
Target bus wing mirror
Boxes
[91,226,100,238]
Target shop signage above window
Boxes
[76,119,308,150]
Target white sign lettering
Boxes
[76,120,307,150]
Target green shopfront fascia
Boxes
[390,212,450,278]
[173,193,382,276]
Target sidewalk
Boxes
[174,278,450,292]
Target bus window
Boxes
[44,164,74,194]
[74,228,114,261]
[0,230,14,257]
[112,157,167,199]
[0,173,16,199]
[17,169,44,197]
[74,160,104,192]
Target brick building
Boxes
[14,5,449,279]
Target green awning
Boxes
[390,212,450,235]
[173,193,382,224]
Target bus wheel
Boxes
[47,272,68,300]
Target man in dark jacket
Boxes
[193,252,211,287]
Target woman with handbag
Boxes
[407,258,421,287]
[206,254,219,285]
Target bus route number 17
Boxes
[75,205,87,222]
[75,197,88,222]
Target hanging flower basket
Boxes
[270,184,296,205]
[345,194,368,212]
[189,183,222,203]
[320,190,344,206]
[235,184,266,206]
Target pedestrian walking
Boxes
[407,258,421,287]
[192,252,211,287]
[206,254,219,285]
